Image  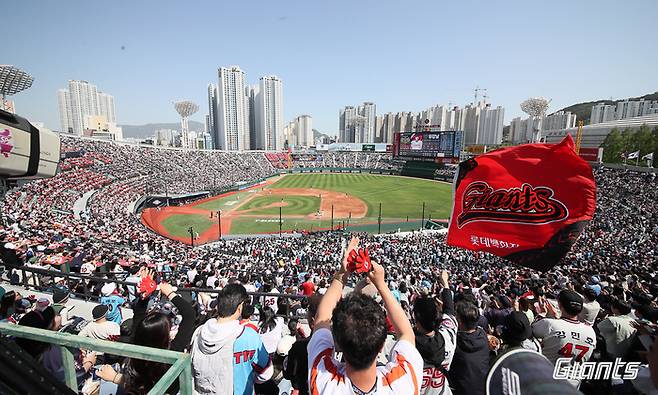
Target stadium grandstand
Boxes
[0,135,656,395]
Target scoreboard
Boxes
[393,130,463,163]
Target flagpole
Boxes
[636,149,640,167]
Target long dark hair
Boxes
[122,313,171,394]
[259,306,277,333]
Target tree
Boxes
[602,128,623,163]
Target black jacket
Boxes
[448,328,490,395]
[283,337,311,395]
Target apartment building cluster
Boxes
[339,101,505,146]
[57,80,122,140]
[590,99,658,124]
[509,111,577,144]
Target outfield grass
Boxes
[271,173,451,219]
[237,195,320,216]
[161,213,214,238]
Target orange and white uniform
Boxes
[308,328,423,394]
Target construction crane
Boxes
[575,120,584,154]
[474,86,487,105]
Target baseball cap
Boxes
[52,288,70,304]
[501,311,531,345]
[558,289,583,313]
[101,282,116,296]
[92,304,109,321]
[487,349,580,395]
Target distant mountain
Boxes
[313,128,333,142]
[553,91,658,125]
[120,121,205,138]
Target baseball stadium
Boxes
[0,5,656,391]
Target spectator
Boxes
[578,287,600,326]
[413,270,457,395]
[308,237,423,394]
[17,307,96,386]
[597,298,637,359]
[283,294,320,395]
[52,288,74,325]
[100,282,125,325]
[79,304,120,342]
[532,290,596,388]
[258,306,284,355]
[300,274,315,296]
[190,283,272,395]
[499,311,541,353]
[449,301,490,395]
[96,280,196,394]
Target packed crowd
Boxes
[0,134,656,394]
[290,152,400,170]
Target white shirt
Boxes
[308,328,423,394]
[532,317,596,387]
[262,288,279,314]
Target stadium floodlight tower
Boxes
[0,65,34,112]
[520,97,551,143]
[174,100,199,149]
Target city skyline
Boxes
[4,0,658,135]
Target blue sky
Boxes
[5,0,657,135]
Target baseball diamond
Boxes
[141,173,452,244]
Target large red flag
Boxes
[446,135,596,272]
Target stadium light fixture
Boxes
[520,97,551,143]
[0,65,34,99]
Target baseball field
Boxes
[141,173,452,244]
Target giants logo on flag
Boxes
[447,135,596,272]
[457,182,568,227]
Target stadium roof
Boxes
[0,65,34,96]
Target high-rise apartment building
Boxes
[590,103,618,125]
[477,105,505,145]
[297,115,313,147]
[255,75,284,150]
[339,106,357,142]
[339,102,376,143]
[358,102,376,143]
[216,66,249,150]
[206,84,218,146]
[247,85,258,149]
[58,80,117,137]
[541,111,577,131]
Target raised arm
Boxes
[439,270,454,316]
[314,237,359,329]
[369,261,415,345]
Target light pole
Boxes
[331,204,334,231]
[217,210,222,240]
[378,202,382,234]
[421,202,425,230]
[188,226,194,247]
[279,206,282,237]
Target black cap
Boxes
[487,349,580,395]
[53,288,70,304]
[558,289,583,314]
[92,304,109,321]
[502,312,531,346]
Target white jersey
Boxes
[262,288,279,314]
[532,317,596,387]
[420,314,457,395]
[309,328,423,395]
